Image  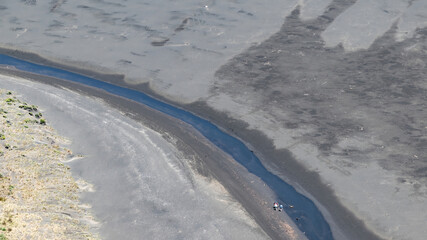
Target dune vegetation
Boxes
[0,89,98,240]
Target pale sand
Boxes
[0,89,99,240]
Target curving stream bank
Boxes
[0,54,333,240]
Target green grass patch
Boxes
[19,105,32,111]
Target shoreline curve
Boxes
[0,49,382,240]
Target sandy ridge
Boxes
[0,89,98,240]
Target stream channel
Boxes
[0,54,333,240]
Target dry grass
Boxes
[0,89,99,240]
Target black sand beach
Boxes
[0,49,382,240]
[1,1,426,238]
[0,67,299,239]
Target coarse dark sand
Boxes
[0,49,381,240]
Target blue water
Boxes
[0,54,333,240]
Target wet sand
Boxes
[0,50,380,240]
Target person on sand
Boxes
[273,202,279,210]
[279,204,283,212]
